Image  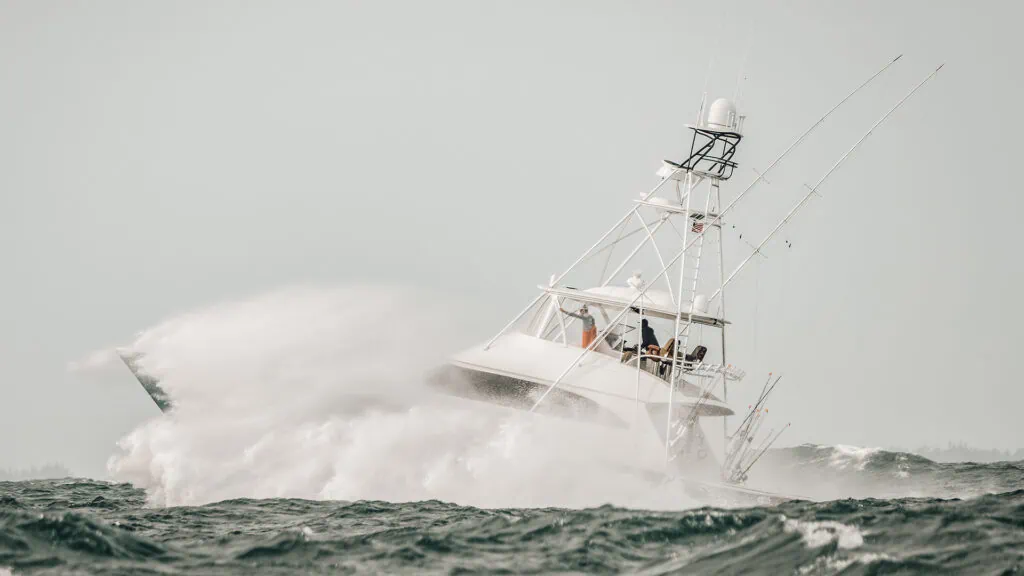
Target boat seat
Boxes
[685,345,708,364]
[657,338,676,377]
[659,338,676,361]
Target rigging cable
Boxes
[599,213,634,284]
[755,253,762,372]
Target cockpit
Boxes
[526,281,745,385]
[616,320,710,383]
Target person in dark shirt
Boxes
[641,319,660,356]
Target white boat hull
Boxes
[429,332,734,482]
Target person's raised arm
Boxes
[561,307,583,319]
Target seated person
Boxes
[641,319,660,356]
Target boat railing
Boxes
[628,352,745,382]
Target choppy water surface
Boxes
[2,447,1022,575]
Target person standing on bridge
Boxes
[560,304,597,348]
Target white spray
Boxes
[95,286,695,509]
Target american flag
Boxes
[691,214,705,233]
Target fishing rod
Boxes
[722,374,783,474]
[726,406,767,476]
[742,427,775,469]
[737,408,769,467]
[727,425,775,482]
[731,373,783,439]
[739,423,791,480]
[729,373,774,438]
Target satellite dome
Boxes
[706,98,738,131]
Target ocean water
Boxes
[38,287,1021,573]
[2,449,1023,575]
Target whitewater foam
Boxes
[782,515,864,549]
[88,286,693,510]
[797,556,854,575]
[827,444,881,472]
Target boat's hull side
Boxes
[447,332,733,425]
[430,332,740,476]
[429,364,630,428]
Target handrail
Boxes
[631,353,743,377]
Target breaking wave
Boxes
[750,443,1024,501]
[84,286,690,510]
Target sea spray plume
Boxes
[106,285,448,505]
[83,289,1016,508]
[120,286,441,414]
[101,285,692,509]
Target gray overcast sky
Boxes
[2,0,1021,477]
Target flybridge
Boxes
[538,285,728,327]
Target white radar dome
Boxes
[706,98,737,131]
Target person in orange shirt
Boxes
[560,304,597,348]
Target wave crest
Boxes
[749,444,1023,500]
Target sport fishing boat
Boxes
[118,56,941,506]
[425,56,941,505]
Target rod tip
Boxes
[894,54,904,62]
